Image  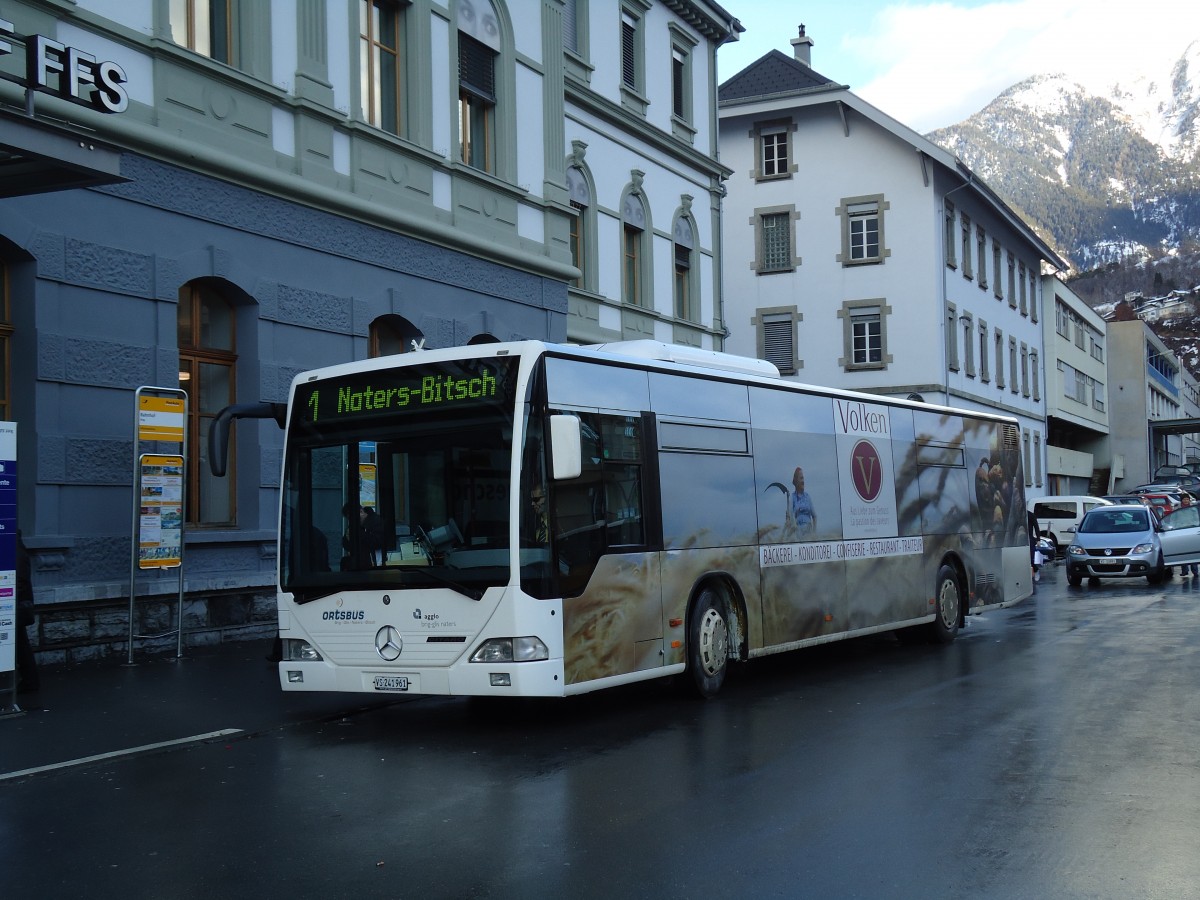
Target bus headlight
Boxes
[282,639,323,662]
[470,636,549,663]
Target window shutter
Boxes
[563,0,578,54]
[672,50,684,117]
[459,34,495,101]
[674,243,690,270]
[621,17,636,87]
[762,318,794,373]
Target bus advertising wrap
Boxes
[271,343,1031,700]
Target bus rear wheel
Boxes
[930,564,961,644]
[687,588,729,699]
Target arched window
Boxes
[672,209,697,321]
[458,0,502,173]
[621,185,651,307]
[370,314,422,357]
[566,164,595,291]
[178,280,237,526]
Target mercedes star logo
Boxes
[375,625,403,661]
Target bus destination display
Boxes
[298,358,517,425]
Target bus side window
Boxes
[605,464,643,546]
[544,411,599,592]
[550,411,648,595]
[598,415,645,547]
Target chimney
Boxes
[790,24,813,67]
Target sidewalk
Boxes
[0,637,400,779]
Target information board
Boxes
[0,423,16,675]
[138,454,184,569]
[138,395,186,442]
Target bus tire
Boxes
[687,587,729,699]
[930,564,961,644]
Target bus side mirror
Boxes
[550,414,582,480]
[208,402,288,476]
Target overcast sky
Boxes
[717,0,1200,133]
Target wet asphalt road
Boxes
[3,561,1200,899]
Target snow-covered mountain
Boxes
[927,40,1200,274]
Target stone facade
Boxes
[0,0,739,664]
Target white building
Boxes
[1107,320,1185,488]
[1042,276,1110,495]
[1182,369,1200,467]
[716,29,1065,495]
[563,0,742,348]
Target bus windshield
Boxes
[280,355,522,602]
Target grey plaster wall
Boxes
[1,153,569,636]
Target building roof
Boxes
[718,49,845,103]
[717,47,1068,271]
[662,0,744,44]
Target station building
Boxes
[717,29,1066,506]
[0,0,739,662]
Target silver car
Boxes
[1157,504,1200,570]
[1067,504,1200,586]
[1066,505,1164,586]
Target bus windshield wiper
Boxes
[411,567,483,601]
[289,587,339,605]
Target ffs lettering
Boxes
[5,28,130,113]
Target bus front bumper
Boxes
[278,658,567,698]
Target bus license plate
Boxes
[373,675,410,692]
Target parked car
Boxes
[1153,464,1200,480]
[1131,483,1186,492]
[1066,503,1200,586]
[1134,484,1196,509]
[1144,473,1200,492]
[1139,491,1184,519]
[1028,496,1113,551]
[1066,505,1166,586]
[1101,494,1145,505]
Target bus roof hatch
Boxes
[586,340,780,379]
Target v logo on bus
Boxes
[851,440,883,503]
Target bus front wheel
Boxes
[687,588,729,699]
[930,565,961,644]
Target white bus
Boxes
[229,340,1033,699]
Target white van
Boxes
[1028,496,1114,549]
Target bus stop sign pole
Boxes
[0,423,18,714]
[128,387,187,665]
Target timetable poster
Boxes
[138,454,184,569]
[0,422,16,675]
